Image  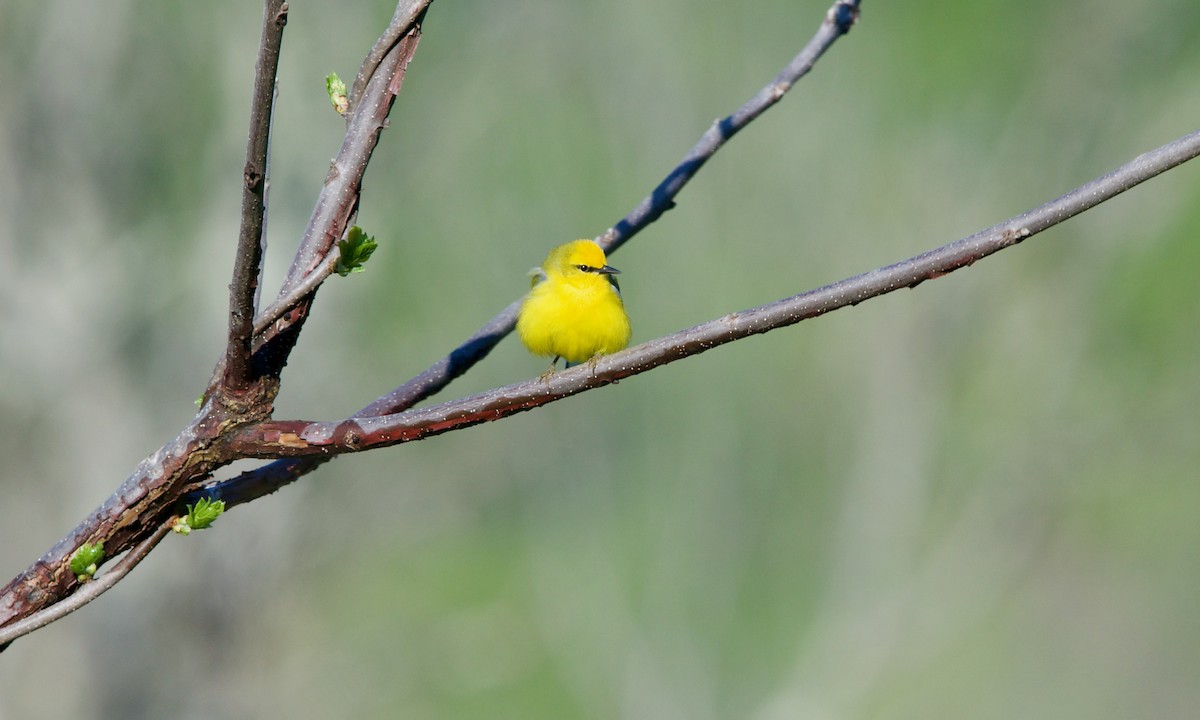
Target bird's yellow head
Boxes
[543,239,619,282]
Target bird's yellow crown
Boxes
[543,239,610,280]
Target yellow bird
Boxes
[517,239,631,369]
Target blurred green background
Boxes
[2,0,1200,718]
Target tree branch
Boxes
[225,0,289,391]
[222,127,1200,459]
[599,0,862,255]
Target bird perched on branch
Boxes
[517,239,631,371]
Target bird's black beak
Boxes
[599,264,620,275]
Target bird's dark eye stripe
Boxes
[576,264,595,272]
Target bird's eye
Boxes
[576,264,591,272]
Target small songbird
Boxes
[517,239,631,369]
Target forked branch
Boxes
[0,0,432,643]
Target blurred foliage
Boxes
[2,0,1200,718]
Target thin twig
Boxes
[0,520,174,648]
[253,252,339,336]
[226,0,289,390]
[223,127,1200,459]
[598,0,862,254]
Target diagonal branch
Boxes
[223,127,1200,460]
[225,0,289,391]
[598,0,862,255]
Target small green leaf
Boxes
[175,497,226,535]
[336,226,378,277]
[326,72,349,115]
[70,542,105,581]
